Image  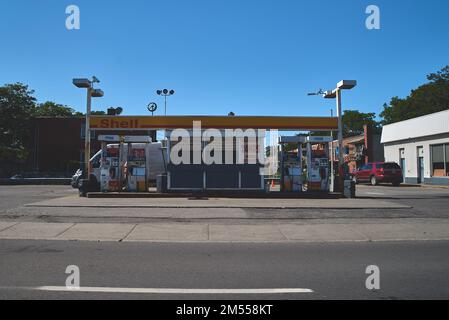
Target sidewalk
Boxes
[1,219,448,243]
[398,183,449,189]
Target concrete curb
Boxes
[25,205,411,210]
[86,192,343,199]
[396,183,449,189]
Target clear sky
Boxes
[1,0,448,118]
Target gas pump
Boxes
[305,136,333,192]
[100,143,121,192]
[279,136,306,192]
[126,143,150,192]
[98,135,152,193]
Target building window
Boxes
[431,144,446,177]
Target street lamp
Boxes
[73,77,104,180]
[324,80,357,192]
[156,89,175,116]
[308,80,357,192]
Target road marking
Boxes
[364,192,385,196]
[34,286,314,294]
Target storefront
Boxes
[381,110,449,185]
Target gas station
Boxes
[80,115,351,197]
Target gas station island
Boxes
[80,115,346,197]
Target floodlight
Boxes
[91,89,104,98]
[337,80,357,90]
[73,78,91,89]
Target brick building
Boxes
[30,117,156,175]
[331,124,384,173]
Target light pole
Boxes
[307,89,335,192]
[330,108,334,193]
[73,77,104,179]
[156,89,175,116]
[324,80,357,191]
[308,80,357,192]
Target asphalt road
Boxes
[0,239,448,300]
[1,185,449,300]
[0,185,74,212]
[356,184,449,217]
[2,185,449,224]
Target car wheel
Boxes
[392,181,401,187]
[371,176,378,186]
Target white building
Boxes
[381,109,449,185]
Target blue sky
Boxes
[1,0,448,118]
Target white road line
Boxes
[364,192,386,196]
[34,286,314,294]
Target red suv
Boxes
[353,162,403,186]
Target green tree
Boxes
[34,101,78,118]
[311,110,380,138]
[91,110,106,115]
[342,110,380,137]
[380,66,449,125]
[0,83,37,176]
[34,102,106,117]
[0,83,36,147]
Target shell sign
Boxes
[89,116,338,131]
